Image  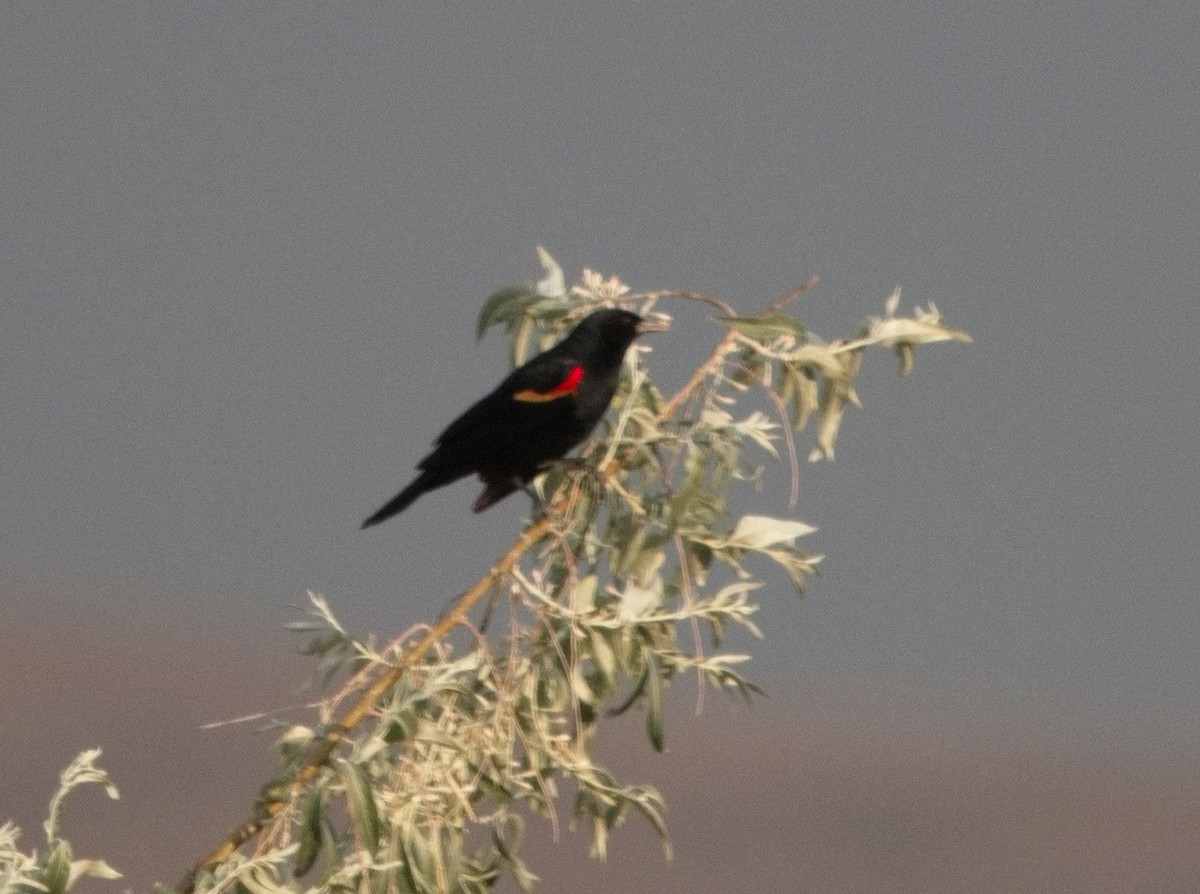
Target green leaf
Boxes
[68,858,122,882]
[608,663,650,717]
[646,658,665,752]
[512,311,538,365]
[292,786,324,877]
[809,348,863,461]
[588,627,618,688]
[618,579,662,620]
[717,314,807,340]
[764,548,824,593]
[732,411,780,458]
[570,660,598,707]
[781,362,819,431]
[627,787,671,859]
[867,298,972,348]
[382,710,418,744]
[534,245,565,297]
[475,284,539,339]
[338,760,380,854]
[402,827,438,894]
[574,573,598,611]
[41,841,71,894]
[726,514,817,550]
[681,537,715,585]
[492,815,539,893]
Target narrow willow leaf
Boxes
[293,786,324,877]
[717,314,807,340]
[338,760,381,854]
[475,284,538,339]
[590,812,610,860]
[68,858,122,882]
[608,663,650,717]
[708,580,764,603]
[682,537,715,586]
[535,245,565,297]
[513,312,537,365]
[602,800,628,842]
[765,548,823,593]
[609,513,648,577]
[618,581,662,620]
[399,839,425,894]
[402,828,438,894]
[669,445,713,525]
[382,710,418,744]
[727,349,768,389]
[646,658,665,752]
[727,514,817,550]
[732,411,780,458]
[588,627,618,688]
[782,362,819,431]
[628,788,671,859]
[570,660,598,707]
[574,573,599,612]
[629,545,666,588]
[867,307,972,347]
[809,348,863,461]
[42,841,71,894]
[885,285,902,317]
[492,816,538,893]
[241,862,297,894]
[367,867,397,894]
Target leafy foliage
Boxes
[3,251,969,893]
[1,750,122,894]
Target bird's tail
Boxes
[361,470,444,528]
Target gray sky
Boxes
[3,3,1199,890]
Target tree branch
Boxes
[175,277,819,892]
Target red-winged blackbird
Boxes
[362,308,664,527]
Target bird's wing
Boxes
[432,356,583,448]
[507,356,587,404]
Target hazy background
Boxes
[3,2,1198,890]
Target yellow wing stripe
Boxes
[513,364,584,403]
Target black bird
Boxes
[362,308,663,527]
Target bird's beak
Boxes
[636,315,671,335]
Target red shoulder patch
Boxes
[513,364,584,403]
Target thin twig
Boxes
[626,288,738,318]
[762,382,802,508]
[656,277,818,421]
